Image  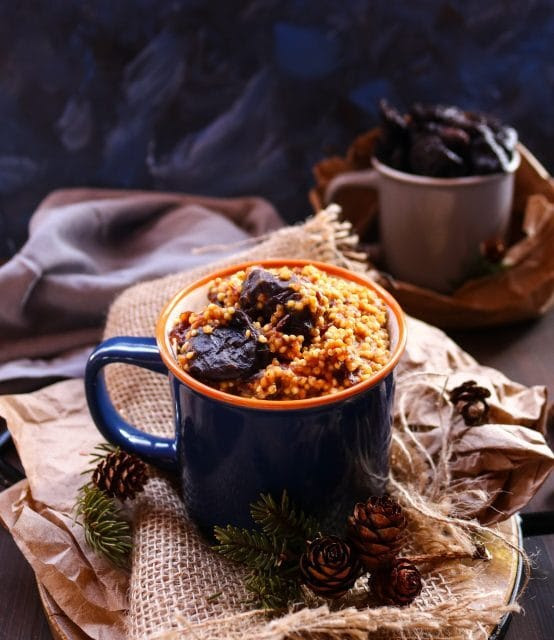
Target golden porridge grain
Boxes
[170,265,390,400]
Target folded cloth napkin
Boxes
[0,189,282,386]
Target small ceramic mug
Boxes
[325,154,520,293]
[85,260,406,535]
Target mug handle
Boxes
[324,168,380,205]
[85,336,178,472]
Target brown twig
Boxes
[405,544,492,567]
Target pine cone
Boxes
[449,380,491,426]
[92,450,148,501]
[300,535,360,598]
[347,495,407,569]
[370,558,422,606]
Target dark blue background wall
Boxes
[1,1,553,257]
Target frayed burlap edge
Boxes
[103,206,526,640]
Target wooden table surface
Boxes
[0,314,552,640]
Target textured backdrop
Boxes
[1,0,553,256]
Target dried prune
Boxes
[239,268,298,320]
[335,363,359,386]
[418,121,471,152]
[380,99,409,135]
[409,134,466,177]
[240,268,316,341]
[274,307,314,340]
[439,126,471,152]
[376,101,518,178]
[187,327,256,381]
[471,124,512,174]
[470,142,502,174]
[169,311,192,344]
[376,100,410,170]
[410,103,473,131]
[169,322,189,345]
[188,310,259,381]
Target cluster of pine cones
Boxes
[300,495,422,606]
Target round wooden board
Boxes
[38,516,522,640]
[37,581,91,640]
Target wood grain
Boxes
[0,527,53,640]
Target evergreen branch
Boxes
[250,490,319,545]
[213,491,319,610]
[213,525,287,571]
[75,485,132,568]
[244,571,301,610]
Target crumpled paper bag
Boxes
[422,420,554,524]
[396,318,552,524]
[0,319,552,639]
[311,135,554,328]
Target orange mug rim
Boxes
[156,259,407,411]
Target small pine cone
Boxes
[370,558,422,606]
[449,380,490,404]
[92,450,148,501]
[459,399,489,425]
[449,380,491,426]
[300,535,361,599]
[347,495,407,569]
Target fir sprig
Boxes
[244,571,301,609]
[213,526,287,571]
[250,490,319,548]
[74,442,149,567]
[213,490,318,610]
[75,485,132,568]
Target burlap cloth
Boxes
[98,207,552,639]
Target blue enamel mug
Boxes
[85,260,406,535]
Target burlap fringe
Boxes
[103,206,527,640]
[153,597,519,640]
[192,204,368,268]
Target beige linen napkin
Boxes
[0,188,282,386]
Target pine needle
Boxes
[213,525,286,571]
[80,442,119,477]
[213,491,315,609]
[245,571,301,609]
[250,490,319,547]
